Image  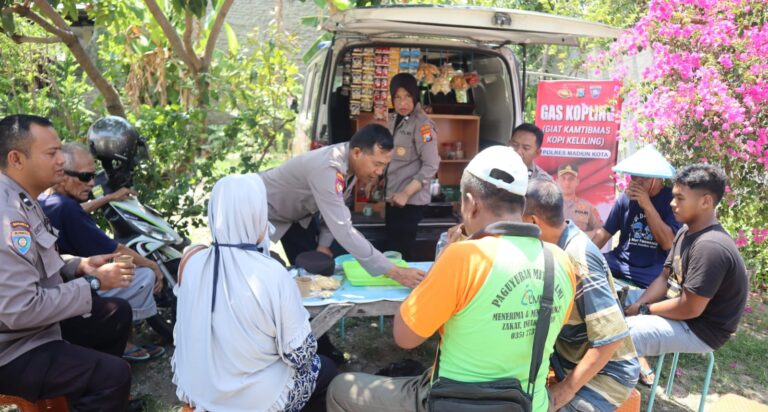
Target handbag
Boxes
[427,243,556,412]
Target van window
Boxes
[297,51,328,148]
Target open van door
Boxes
[324,6,622,46]
[305,6,622,151]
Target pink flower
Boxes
[718,54,733,69]
[735,230,748,248]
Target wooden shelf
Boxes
[353,111,480,202]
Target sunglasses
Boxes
[64,170,96,183]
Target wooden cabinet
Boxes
[429,114,479,186]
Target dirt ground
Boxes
[128,316,745,412]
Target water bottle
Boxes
[435,231,449,259]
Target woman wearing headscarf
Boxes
[172,174,337,412]
[384,73,440,260]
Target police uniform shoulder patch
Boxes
[420,124,433,143]
[396,146,407,156]
[335,172,345,197]
[10,221,32,255]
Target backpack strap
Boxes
[177,245,208,286]
[527,243,555,397]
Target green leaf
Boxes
[302,32,332,64]
[171,0,186,13]
[189,0,206,18]
[300,15,322,28]
[331,0,351,11]
[314,0,326,8]
[224,22,238,56]
[1,13,15,36]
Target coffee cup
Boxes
[115,255,134,267]
[296,276,313,298]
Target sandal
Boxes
[139,344,166,360]
[639,367,656,387]
[123,345,151,362]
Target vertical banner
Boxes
[534,80,621,235]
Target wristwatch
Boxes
[639,302,652,315]
[83,275,101,291]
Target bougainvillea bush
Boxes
[598,0,768,288]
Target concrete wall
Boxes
[224,0,324,69]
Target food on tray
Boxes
[314,276,342,291]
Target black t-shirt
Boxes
[664,224,748,349]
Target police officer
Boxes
[555,163,603,238]
[384,73,440,260]
[509,123,553,181]
[0,114,135,410]
[261,123,427,289]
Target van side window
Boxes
[300,64,317,120]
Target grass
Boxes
[636,293,768,410]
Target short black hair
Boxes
[512,123,544,148]
[523,178,565,227]
[460,172,526,216]
[349,124,394,152]
[672,163,727,205]
[0,114,54,169]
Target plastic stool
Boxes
[0,394,69,411]
[646,352,715,412]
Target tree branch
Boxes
[200,0,234,70]
[11,1,125,116]
[143,0,199,74]
[183,11,201,70]
[9,4,72,40]
[32,0,72,30]
[12,34,62,44]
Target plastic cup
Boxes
[115,255,134,267]
[296,277,313,298]
[383,251,402,261]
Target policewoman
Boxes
[384,73,440,260]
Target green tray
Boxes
[342,259,407,286]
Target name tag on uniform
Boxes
[10,221,32,255]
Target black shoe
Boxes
[127,399,146,412]
[317,334,346,365]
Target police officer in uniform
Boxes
[556,163,603,238]
[384,73,440,260]
[262,123,427,288]
[0,115,136,411]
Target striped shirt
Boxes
[554,221,640,410]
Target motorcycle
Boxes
[87,116,190,343]
[92,172,188,343]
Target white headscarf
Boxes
[172,174,312,412]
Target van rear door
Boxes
[307,6,622,149]
[324,6,621,46]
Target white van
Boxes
[296,5,620,260]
